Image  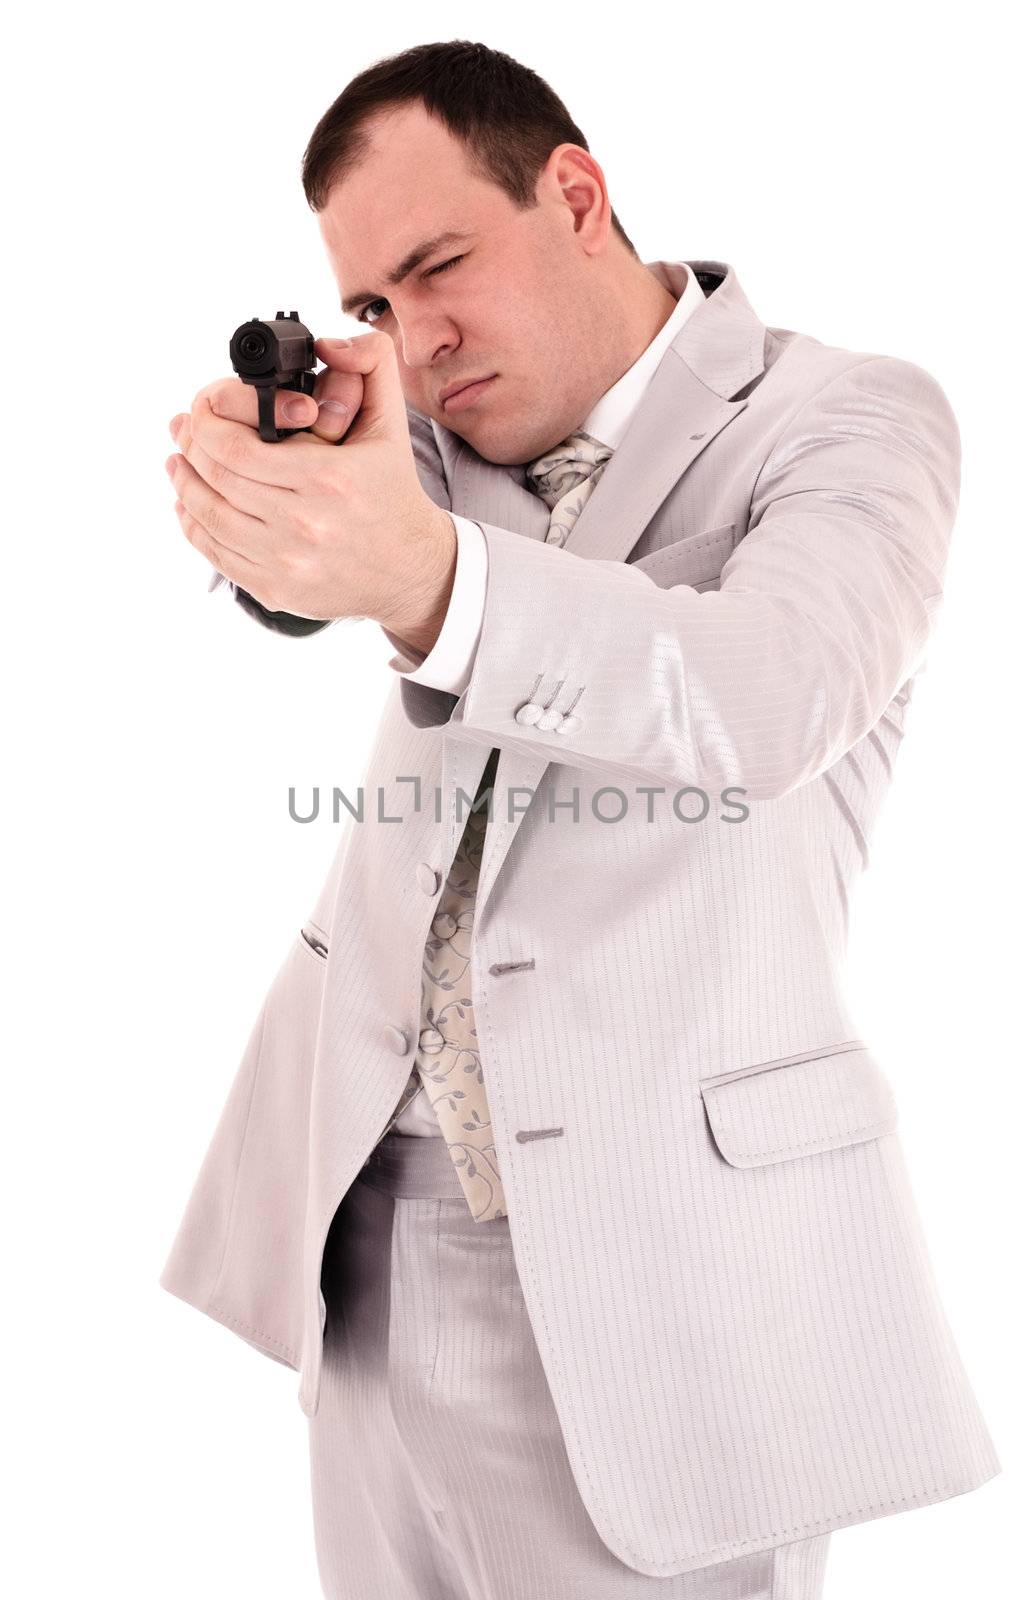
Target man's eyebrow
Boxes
[340,231,473,314]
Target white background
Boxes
[3,2,1024,1594]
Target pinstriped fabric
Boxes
[403,434,617,1219]
[417,350,956,804]
[309,1130,832,1599]
[161,261,1002,1577]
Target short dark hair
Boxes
[301,39,637,256]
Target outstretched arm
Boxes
[391,357,960,804]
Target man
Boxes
[159,39,1001,1600]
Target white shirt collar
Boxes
[580,260,706,452]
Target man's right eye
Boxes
[359,299,390,326]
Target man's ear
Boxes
[545,142,611,252]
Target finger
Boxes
[167,420,281,519]
[173,498,266,591]
[170,450,271,569]
[185,391,311,489]
[314,331,408,443]
[176,375,327,436]
[310,366,365,443]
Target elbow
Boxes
[688,725,838,806]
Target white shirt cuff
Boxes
[398,514,487,694]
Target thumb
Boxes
[315,331,409,444]
[276,363,365,444]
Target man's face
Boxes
[317,102,615,465]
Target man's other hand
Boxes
[163,329,457,640]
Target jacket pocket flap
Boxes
[631,522,737,588]
[699,1045,898,1168]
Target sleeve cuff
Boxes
[387,514,487,693]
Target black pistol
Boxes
[219,309,329,635]
[229,311,318,442]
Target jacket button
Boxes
[515,701,543,725]
[383,1025,409,1055]
[416,861,440,894]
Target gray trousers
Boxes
[308,1131,832,1599]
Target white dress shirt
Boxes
[391,258,706,1136]
[398,259,706,697]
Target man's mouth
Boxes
[440,375,497,413]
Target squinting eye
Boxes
[357,256,464,325]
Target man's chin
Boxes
[439,412,527,467]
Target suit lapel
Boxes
[558,359,748,562]
[430,432,551,880]
[438,259,768,917]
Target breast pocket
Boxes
[631,521,737,591]
[697,1041,898,1167]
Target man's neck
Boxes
[600,258,680,394]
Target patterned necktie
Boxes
[384,431,614,1220]
[524,429,615,545]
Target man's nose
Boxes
[397,318,458,370]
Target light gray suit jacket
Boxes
[160,260,1001,1577]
